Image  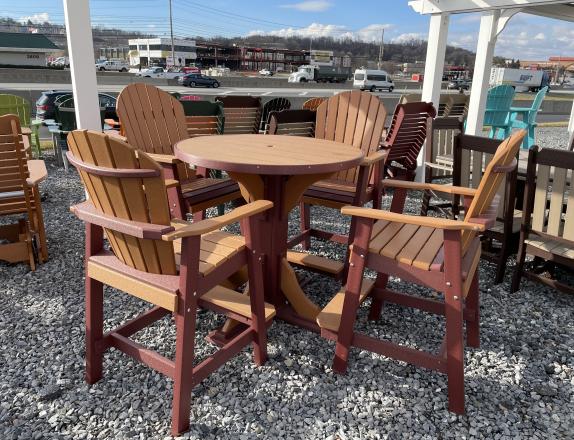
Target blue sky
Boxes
[4,0,574,60]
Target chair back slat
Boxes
[428,117,464,177]
[315,90,387,183]
[563,171,574,241]
[67,130,176,275]
[117,83,188,155]
[531,164,551,232]
[302,97,326,111]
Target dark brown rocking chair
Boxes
[318,130,525,414]
[67,130,275,435]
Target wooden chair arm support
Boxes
[26,160,48,185]
[382,179,478,197]
[146,153,181,164]
[360,150,388,166]
[341,206,485,231]
[162,200,274,240]
[164,179,180,188]
[103,130,127,142]
[70,201,175,239]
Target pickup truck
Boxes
[135,67,184,80]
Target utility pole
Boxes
[169,0,175,66]
[377,29,384,70]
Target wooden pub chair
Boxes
[66,130,276,435]
[0,115,48,269]
[318,130,525,414]
[290,90,388,279]
[512,146,574,294]
[215,95,262,134]
[267,109,316,137]
[116,83,240,221]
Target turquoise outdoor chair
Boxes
[484,85,515,140]
[508,86,548,149]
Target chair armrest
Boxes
[164,179,180,188]
[382,179,478,197]
[360,150,388,166]
[341,206,485,231]
[509,107,532,112]
[26,160,48,185]
[147,153,181,164]
[70,201,175,239]
[21,127,32,136]
[162,200,274,240]
[103,130,127,142]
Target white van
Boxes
[353,69,394,92]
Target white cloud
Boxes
[534,32,545,40]
[18,12,50,24]
[390,33,425,44]
[248,22,392,42]
[280,1,332,12]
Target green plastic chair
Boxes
[508,86,548,149]
[179,100,224,134]
[0,94,42,157]
[483,85,515,139]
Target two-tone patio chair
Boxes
[302,97,327,111]
[512,146,574,294]
[0,94,42,157]
[117,83,241,220]
[66,130,276,436]
[259,97,291,132]
[267,109,316,137]
[318,129,524,414]
[508,86,548,149]
[179,100,225,138]
[215,96,262,134]
[0,115,48,269]
[484,85,515,139]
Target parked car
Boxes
[49,56,69,68]
[136,67,183,80]
[447,79,471,90]
[259,68,273,76]
[36,91,117,122]
[95,60,129,72]
[179,73,220,88]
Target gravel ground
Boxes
[1,128,573,440]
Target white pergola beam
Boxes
[409,0,571,14]
[527,3,574,21]
[63,0,101,130]
[466,10,501,136]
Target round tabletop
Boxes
[174,134,364,175]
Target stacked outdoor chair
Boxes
[215,96,262,134]
[116,83,241,221]
[290,90,388,278]
[179,100,225,138]
[381,102,437,182]
[0,115,48,269]
[508,86,548,149]
[302,97,327,111]
[66,130,276,436]
[512,146,574,294]
[267,109,316,137]
[484,85,515,139]
[445,94,470,119]
[259,97,291,132]
[0,94,42,157]
[317,130,524,414]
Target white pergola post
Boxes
[63,0,101,130]
[417,12,450,180]
[465,10,501,135]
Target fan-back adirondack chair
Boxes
[267,109,316,137]
[215,96,262,134]
[302,97,327,111]
[508,86,548,149]
[259,97,291,132]
[319,129,525,414]
[0,115,48,269]
[0,94,41,157]
[382,102,437,182]
[291,91,388,278]
[66,130,276,436]
[512,146,574,294]
[116,83,241,220]
[484,85,515,139]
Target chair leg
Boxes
[299,201,310,250]
[494,237,509,284]
[420,189,432,216]
[247,248,268,366]
[526,125,535,150]
[85,276,104,384]
[192,210,205,222]
[33,187,48,262]
[171,304,197,436]
[511,241,528,293]
[445,288,465,414]
[465,273,480,348]
[368,273,389,321]
[372,187,382,210]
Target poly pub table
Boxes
[175,134,363,334]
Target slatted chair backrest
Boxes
[315,90,387,183]
[384,102,437,172]
[445,94,469,118]
[267,109,316,137]
[302,97,327,112]
[179,100,224,137]
[426,116,464,177]
[527,86,548,125]
[67,130,177,275]
[484,85,515,127]
[460,130,524,252]
[260,97,291,132]
[215,96,262,135]
[0,95,32,129]
[527,147,574,243]
[117,83,189,155]
[0,115,34,219]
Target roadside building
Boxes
[128,38,196,67]
[0,32,59,67]
[98,46,130,61]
